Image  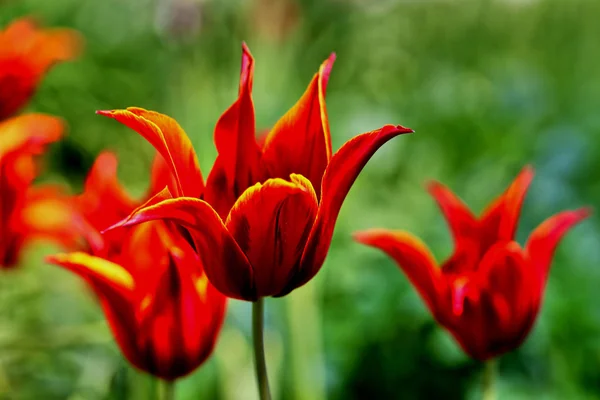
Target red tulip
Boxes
[98,44,413,301]
[0,114,77,267]
[355,167,591,360]
[0,18,81,119]
[48,151,227,380]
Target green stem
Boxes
[158,380,175,400]
[252,297,272,400]
[482,359,496,400]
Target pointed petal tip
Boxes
[352,228,394,245]
[515,164,535,186]
[96,110,115,118]
[384,124,414,135]
[241,42,254,61]
[100,219,125,235]
[573,206,593,221]
[425,180,443,192]
[45,254,62,264]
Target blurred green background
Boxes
[1,0,599,398]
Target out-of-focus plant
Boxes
[48,149,227,397]
[355,166,591,399]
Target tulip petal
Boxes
[478,242,532,329]
[205,44,262,217]
[456,241,536,360]
[480,166,534,242]
[19,185,81,248]
[0,19,81,118]
[136,247,225,380]
[526,208,591,284]
[354,229,442,313]
[225,175,318,297]
[46,252,143,370]
[150,152,178,197]
[77,151,137,232]
[261,54,335,195]
[292,125,413,289]
[97,108,203,198]
[0,114,63,156]
[47,252,134,297]
[106,197,256,300]
[427,181,477,245]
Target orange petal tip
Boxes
[352,229,387,245]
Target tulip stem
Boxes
[482,359,496,400]
[252,297,272,400]
[158,380,175,400]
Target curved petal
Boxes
[205,44,262,215]
[480,166,534,243]
[525,208,591,285]
[0,19,81,118]
[226,175,318,297]
[261,54,335,195]
[46,252,142,370]
[291,124,413,289]
[427,181,477,246]
[97,108,203,198]
[0,114,64,156]
[19,185,81,249]
[150,152,178,197]
[106,197,256,300]
[47,252,134,297]
[77,151,138,232]
[0,18,81,70]
[136,247,226,380]
[478,242,533,331]
[455,241,536,360]
[354,229,442,313]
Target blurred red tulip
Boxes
[97,44,413,301]
[48,151,227,381]
[0,17,82,119]
[355,167,591,360]
[0,114,77,267]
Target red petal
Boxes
[292,125,413,289]
[0,19,81,118]
[453,241,536,360]
[480,166,534,243]
[97,108,203,198]
[46,252,142,370]
[0,114,63,156]
[478,242,534,332]
[354,229,442,313]
[106,197,256,300]
[18,185,81,248]
[261,54,335,196]
[47,252,134,298]
[525,208,591,285]
[136,247,226,380]
[150,152,178,197]
[225,175,318,297]
[427,181,477,245]
[77,152,137,232]
[205,44,262,215]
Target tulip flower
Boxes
[0,17,81,119]
[354,166,590,362]
[97,44,412,399]
[47,151,227,383]
[0,114,77,267]
[100,44,413,301]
